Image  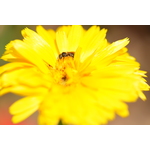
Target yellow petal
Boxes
[0,85,48,96]
[1,53,24,62]
[56,25,72,36]
[22,28,57,67]
[36,25,59,56]
[94,38,130,62]
[74,27,107,72]
[80,28,107,62]
[0,66,50,88]
[0,62,33,74]
[5,40,50,73]
[116,108,129,117]
[9,96,42,115]
[11,105,39,124]
[91,48,127,68]
[68,25,84,52]
[47,29,56,39]
[56,31,68,53]
[38,114,59,125]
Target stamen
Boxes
[61,75,67,81]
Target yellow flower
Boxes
[0,25,149,125]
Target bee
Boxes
[59,52,74,59]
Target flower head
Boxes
[0,25,149,125]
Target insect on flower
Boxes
[0,25,149,125]
[59,52,74,59]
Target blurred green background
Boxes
[0,25,150,125]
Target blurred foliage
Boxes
[0,25,36,65]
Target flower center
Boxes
[52,52,78,86]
